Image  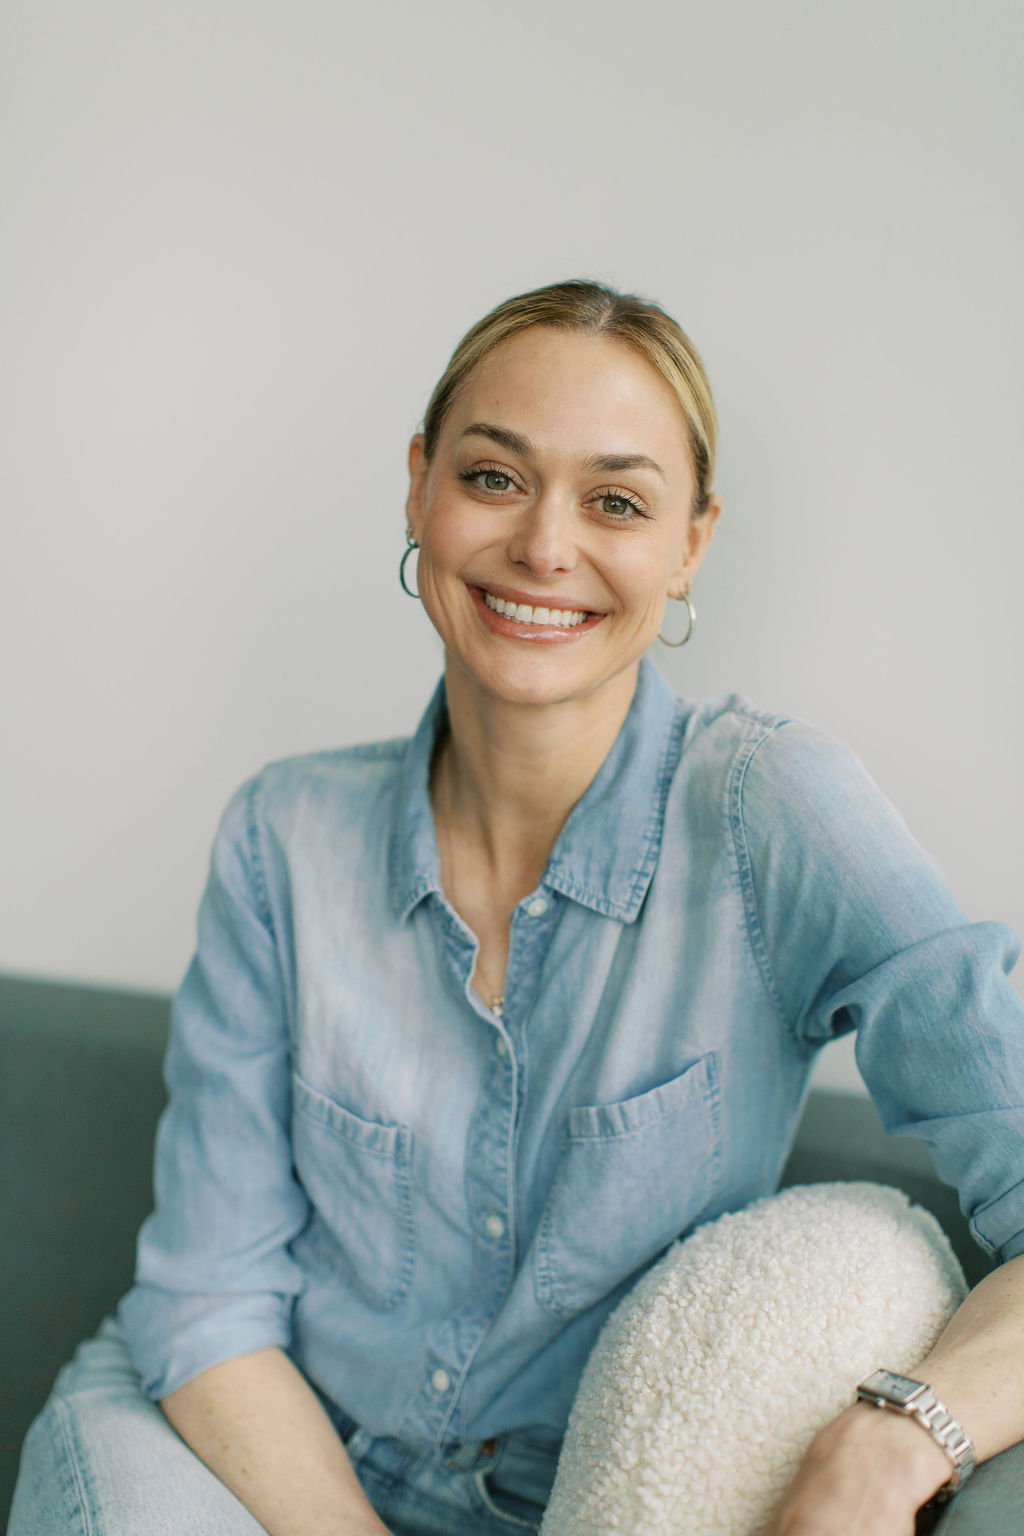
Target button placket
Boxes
[410,892,558,1447]
[418,985,522,1448]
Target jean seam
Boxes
[53,1398,95,1536]
[472,1468,542,1530]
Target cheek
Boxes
[609,542,680,606]
[415,500,488,630]
[420,496,478,566]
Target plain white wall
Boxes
[2,0,1021,1095]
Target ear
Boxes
[669,493,722,597]
[406,434,428,543]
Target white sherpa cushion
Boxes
[541,1182,966,1536]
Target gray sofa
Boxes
[0,971,995,1529]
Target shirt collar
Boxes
[389,657,686,925]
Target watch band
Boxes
[856,1370,976,1500]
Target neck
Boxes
[434,657,640,882]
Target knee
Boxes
[8,1319,149,1536]
[9,1396,82,1536]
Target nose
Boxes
[505,492,579,579]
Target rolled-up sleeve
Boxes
[736,720,1024,1264]
[118,776,309,1398]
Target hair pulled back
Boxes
[422,279,718,515]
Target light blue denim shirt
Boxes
[119,658,1024,1454]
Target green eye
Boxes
[602,495,632,516]
[483,471,511,491]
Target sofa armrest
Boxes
[0,973,170,1519]
[780,1088,995,1288]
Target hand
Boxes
[760,1404,951,1536]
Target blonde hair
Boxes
[422,279,718,514]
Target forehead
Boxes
[448,328,693,474]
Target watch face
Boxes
[859,1369,924,1406]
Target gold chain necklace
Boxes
[436,744,505,1017]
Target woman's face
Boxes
[406,327,720,711]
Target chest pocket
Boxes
[290,1072,415,1311]
[533,1052,720,1317]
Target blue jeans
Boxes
[9,1318,553,1535]
[10,1317,1024,1534]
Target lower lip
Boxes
[470,587,605,644]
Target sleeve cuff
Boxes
[118,1284,294,1399]
[968,1177,1024,1265]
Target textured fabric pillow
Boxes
[541,1183,966,1536]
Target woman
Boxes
[11,280,1024,1535]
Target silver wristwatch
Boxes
[855,1369,976,1500]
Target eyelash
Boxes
[457,464,652,521]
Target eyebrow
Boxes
[458,422,668,483]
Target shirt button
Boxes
[431,1368,451,1395]
[525,896,548,917]
[495,1036,508,1057]
[484,1214,505,1239]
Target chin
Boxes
[451,644,641,712]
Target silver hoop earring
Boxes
[399,529,420,600]
[658,591,696,648]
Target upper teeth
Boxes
[483,592,589,627]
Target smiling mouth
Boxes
[481,590,592,628]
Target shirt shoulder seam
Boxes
[727,717,802,1047]
[242,775,278,943]
[259,737,412,778]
